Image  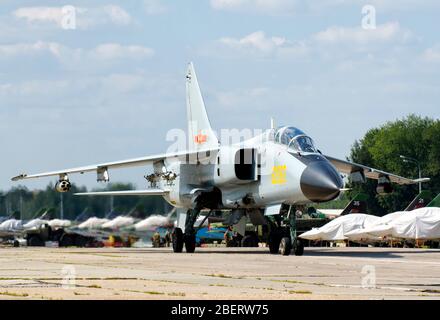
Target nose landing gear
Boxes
[266,205,304,256]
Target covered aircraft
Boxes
[345,207,440,241]
[299,214,380,241]
[12,63,429,255]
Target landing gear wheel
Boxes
[28,235,44,247]
[268,234,281,254]
[294,238,304,256]
[184,234,196,253]
[59,234,74,247]
[75,235,88,247]
[172,228,184,253]
[279,237,292,256]
[241,235,258,247]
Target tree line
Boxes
[0,182,172,220]
[347,114,440,215]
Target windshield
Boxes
[289,135,317,153]
[275,126,317,153]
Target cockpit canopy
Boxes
[275,126,318,153]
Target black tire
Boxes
[28,235,45,247]
[268,233,281,254]
[279,237,292,256]
[294,238,304,256]
[74,235,88,247]
[172,228,184,253]
[184,234,196,253]
[59,234,74,247]
[241,235,257,247]
[13,240,19,247]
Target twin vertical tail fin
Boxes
[404,191,432,211]
[427,193,440,208]
[186,62,219,150]
[340,193,368,215]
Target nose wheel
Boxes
[266,205,305,256]
[293,238,304,256]
[279,237,291,255]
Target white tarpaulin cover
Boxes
[23,218,47,229]
[345,211,406,241]
[77,217,109,229]
[0,219,23,231]
[299,214,380,241]
[101,216,135,229]
[346,207,440,240]
[135,215,171,231]
[48,219,71,228]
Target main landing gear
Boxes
[172,189,221,253]
[267,204,304,256]
[172,206,204,253]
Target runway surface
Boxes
[0,246,439,300]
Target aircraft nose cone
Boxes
[300,160,343,202]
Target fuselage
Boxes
[160,126,344,210]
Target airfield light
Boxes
[399,155,422,193]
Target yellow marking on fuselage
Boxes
[271,165,287,185]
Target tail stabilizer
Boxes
[340,193,368,215]
[427,193,440,208]
[404,191,432,211]
[186,62,219,150]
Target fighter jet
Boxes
[12,63,429,255]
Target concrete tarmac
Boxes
[0,246,439,300]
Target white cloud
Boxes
[0,41,154,62]
[0,41,63,57]
[204,22,413,61]
[213,31,309,58]
[144,0,168,15]
[14,6,64,24]
[220,31,286,52]
[354,0,440,11]
[313,22,411,45]
[211,0,440,15]
[102,5,132,25]
[422,45,440,63]
[211,0,298,15]
[13,5,132,29]
[90,43,154,60]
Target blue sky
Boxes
[1,0,439,191]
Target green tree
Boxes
[348,115,440,215]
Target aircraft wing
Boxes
[11,148,218,182]
[74,189,167,196]
[325,155,430,185]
